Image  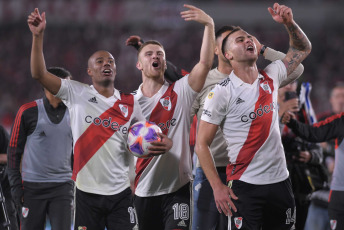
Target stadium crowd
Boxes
[0,1,343,230]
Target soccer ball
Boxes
[127,121,162,158]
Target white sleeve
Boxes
[201,83,229,125]
[55,79,88,108]
[263,60,287,87]
[175,75,198,107]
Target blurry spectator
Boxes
[281,110,344,230]
[1,8,344,125]
[303,83,344,230]
[278,82,326,230]
[0,125,19,230]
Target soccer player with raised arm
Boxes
[132,4,215,230]
[27,8,172,230]
[126,25,305,229]
[196,3,312,229]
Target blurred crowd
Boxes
[0,0,344,132]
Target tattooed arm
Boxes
[268,3,311,76]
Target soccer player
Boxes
[190,27,305,230]
[27,8,172,230]
[127,27,304,230]
[281,111,344,230]
[7,67,73,230]
[132,4,215,230]
[196,3,312,230]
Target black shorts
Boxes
[74,187,137,230]
[134,183,191,230]
[328,190,344,230]
[229,178,295,230]
[20,181,73,230]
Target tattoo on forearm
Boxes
[284,22,311,74]
[286,22,311,51]
[284,47,306,73]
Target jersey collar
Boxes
[229,71,263,88]
[90,85,121,100]
[136,80,169,99]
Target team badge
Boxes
[22,207,29,218]
[119,104,128,117]
[234,217,243,229]
[159,96,172,111]
[207,91,215,99]
[260,81,272,94]
[330,219,337,230]
[78,227,87,230]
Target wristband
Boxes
[260,45,267,55]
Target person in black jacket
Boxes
[0,125,18,230]
[282,111,344,230]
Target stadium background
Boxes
[0,0,343,229]
[0,0,343,134]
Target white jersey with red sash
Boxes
[134,76,198,197]
[201,60,289,185]
[56,79,144,195]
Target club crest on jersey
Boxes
[22,207,29,218]
[119,104,128,117]
[160,96,172,111]
[208,91,215,99]
[234,217,243,229]
[260,81,272,94]
[330,219,337,230]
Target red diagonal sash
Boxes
[227,70,275,181]
[72,94,134,180]
[135,83,178,189]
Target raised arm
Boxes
[282,112,344,142]
[28,8,62,95]
[254,36,304,87]
[180,4,215,92]
[268,3,311,77]
[259,45,304,87]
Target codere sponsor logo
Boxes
[158,118,177,131]
[240,102,276,122]
[84,116,128,134]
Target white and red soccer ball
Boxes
[127,121,162,158]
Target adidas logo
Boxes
[39,131,46,137]
[177,220,187,227]
[236,97,245,105]
[88,97,98,104]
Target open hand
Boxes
[213,183,238,216]
[180,4,214,26]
